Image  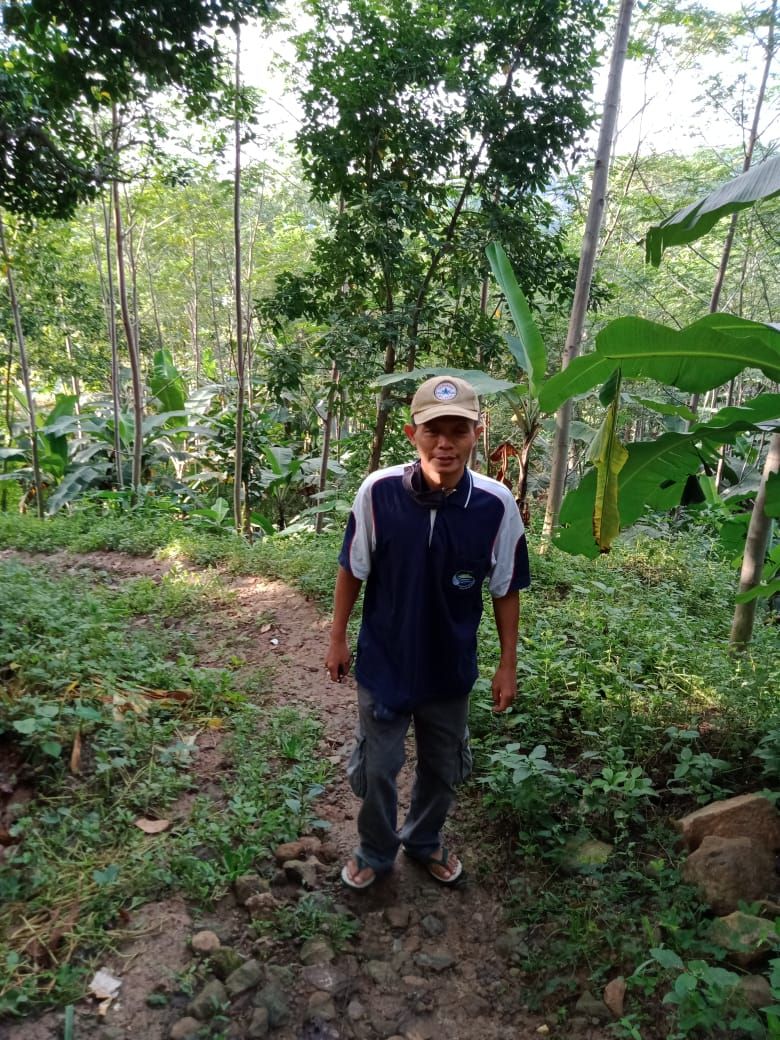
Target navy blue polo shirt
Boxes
[339,460,530,711]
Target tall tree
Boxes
[274,0,605,471]
[1,0,277,218]
[542,0,635,545]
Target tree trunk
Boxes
[112,107,144,494]
[729,431,780,649]
[316,361,339,535]
[541,0,635,546]
[0,212,45,518]
[2,342,13,512]
[99,191,125,489]
[232,23,247,534]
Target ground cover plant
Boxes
[1,509,779,1037]
[0,556,332,1018]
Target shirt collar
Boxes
[402,460,472,509]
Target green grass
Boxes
[0,559,333,1019]
[2,508,780,1035]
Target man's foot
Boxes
[340,855,378,890]
[403,845,464,885]
[425,846,463,885]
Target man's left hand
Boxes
[491,663,517,713]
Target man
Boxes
[325,375,529,889]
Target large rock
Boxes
[188,978,228,1020]
[682,835,776,914]
[675,793,780,852]
[709,911,776,967]
[225,958,264,997]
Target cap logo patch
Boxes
[434,381,458,402]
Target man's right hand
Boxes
[325,636,352,683]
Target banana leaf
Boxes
[646,156,780,266]
[540,314,780,413]
[588,393,628,552]
[485,242,546,396]
[375,367,515,396]
[150,349,187,418]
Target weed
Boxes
[254,892,359,949]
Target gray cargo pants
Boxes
[346,684,472,873]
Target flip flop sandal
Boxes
[340,853,379,890]
[404,846,465,886]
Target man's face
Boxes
[404,416,481,487]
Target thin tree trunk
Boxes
[190,238,201,385]
[207,248,226,383]
[2,342,13,512]
[729,432,780,649]
[542,0,635,546]
[316,360,339,535]
[232,23,247,534]
[99,191,125,489]
[112,107,144,494]
[0,212,44,517]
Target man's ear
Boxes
[403,423,417,444]
[475,423,484,438]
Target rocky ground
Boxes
[2,552,616,1040]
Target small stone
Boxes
[737,974,773,1008]
[347,998,366,1020]
[188,979,228,1021]
[254,980,290,1027]
[402,975,430,987]
[169,1017,202,1040]
[574,990,611,1022]
[561,836,613,874]
[385,906,411,929]
[366,959,397,987]
[301,964,351,995]
[275,840,305,863]
[247,1006,269,1039]
[209,947,246,980]
[234,874,271,905]
[603,976,626,1018]
[536,1026,550,1036]
[244,892,279,920]
[283,858,320,888]
[414,950,455,972]
[495,927,529,961]
[300,937,335,966]
[709,911,777,967]
[190,930,221,955]
[307,991,337,1020]
[420,914,445,938]
[225,958,264,997]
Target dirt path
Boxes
[2,552,600,1040]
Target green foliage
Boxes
[646,155,780,266]
[0,554,331,1015]
[254,893,359,949]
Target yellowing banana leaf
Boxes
[587,394,628,552]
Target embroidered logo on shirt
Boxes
[452,570,476,590]
[434,380,458,401]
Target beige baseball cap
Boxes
[410,376,480,425]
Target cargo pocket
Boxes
[458,728,473,784]
[346,736,368,798]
